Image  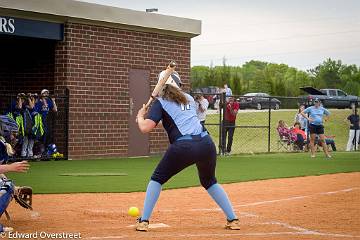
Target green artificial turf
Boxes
[6,152,360,194]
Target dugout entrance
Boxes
[0,26,69,160]
[0,35,56,95]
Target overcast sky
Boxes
[79,0,360,70]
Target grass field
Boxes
[205,108,354,154]
[7,152,360,194]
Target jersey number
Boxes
[181,104,191,111]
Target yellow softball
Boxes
[128,207,140,217]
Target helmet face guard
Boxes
[0,115,19,143]
[166,72,182,89]
[158,71,182,89]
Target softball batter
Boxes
[135,70,240,231]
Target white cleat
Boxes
[135,218,149,232]
[225,219,240,230]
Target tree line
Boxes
[191,58,360,97]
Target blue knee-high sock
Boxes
[207,183,237,220]
[141,180,162,221]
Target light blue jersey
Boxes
[148,93,203,143]
[303,106,330,126]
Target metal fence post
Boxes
[268,97,271,152]
[218,93,222,154]
[355,102,359,151]
[219,92,226,155]
[64,88,70,160]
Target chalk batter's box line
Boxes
[83,187,360,239]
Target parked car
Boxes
[299,87,359,109]
[237,93,281,110]
[192,86,220,109]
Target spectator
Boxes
[5,93,27,157]
[277,120,297,144]
[6,93,25,118]
[194,93,209,127]
[214,88,224,112]
[291,122,306,150]
[301,98,331,158]
[345,107,359,151]
[213,94,219,110]
[21,94,39,158]
[224,84,232,96]
[35,89,57,150]
[315,135,337,152]
[222,97,239,155]
[6,93,25,136]
[294,105,308,131]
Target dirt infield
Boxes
[4,172,360,240]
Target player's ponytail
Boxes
[162,85,188,105]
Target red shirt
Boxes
[225,101,239,122]
[291,128,307,140]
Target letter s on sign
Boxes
[8,18,15,33]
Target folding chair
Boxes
[277,128,295,151]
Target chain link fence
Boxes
[3,88,357,161]
[0,89,69,161]
[192,92,360,155]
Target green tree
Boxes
[308,58,343,88]
[191,66,209,88]
[190,58,359,97]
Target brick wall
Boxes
[54,22,191,159]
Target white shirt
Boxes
[225,87,232,96]
[294,113,308,130]
[196,98,209,121]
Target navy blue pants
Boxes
[0,180,14,216]
[151,135,217,190]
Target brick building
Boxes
[0,0,201,159]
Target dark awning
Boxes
[299,86,325,95]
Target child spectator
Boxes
[291,122,306,150]
[277,120,297,143]
[294,105,308,131]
